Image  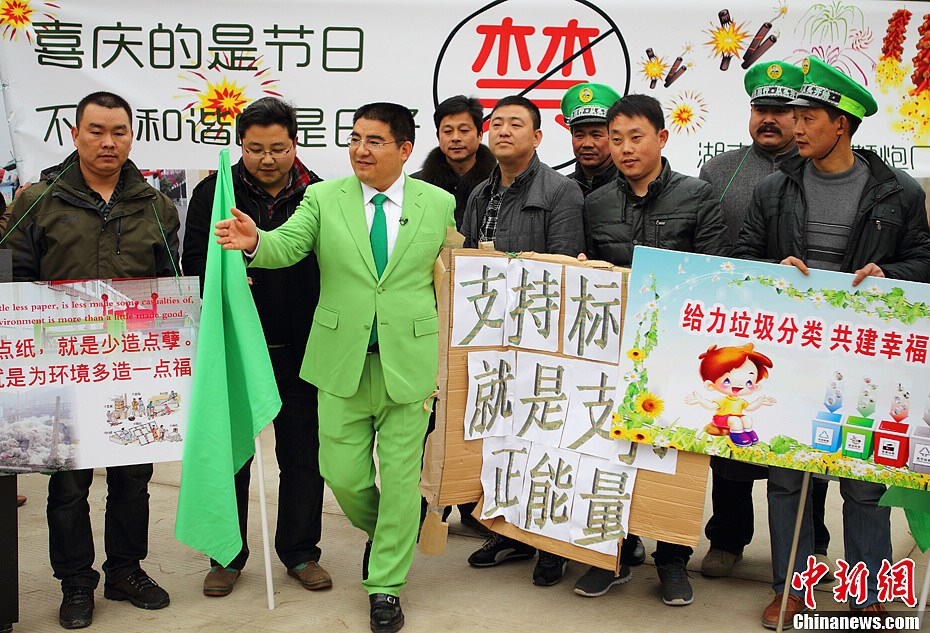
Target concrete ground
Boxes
[6,430,926,632]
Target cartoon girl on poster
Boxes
[684,343,777,446]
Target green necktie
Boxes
[369,192,388,346]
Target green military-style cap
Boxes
[788,55,878,119]
[743,61,804,106]
[560,82,622,127]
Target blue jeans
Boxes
[768,467,890,607]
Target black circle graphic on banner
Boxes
[432,0,631,171]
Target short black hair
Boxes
[491,95,541,130]
[236,97,298,140]
[607,94,664,132]
[823,104,861,137]
[75,92,133,129]
[433,95,483,131]
[353,102,416,146]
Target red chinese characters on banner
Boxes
[0,329,190,388]
[678,300,928,364]
[472,17,600,117]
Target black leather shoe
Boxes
[103,569,169,610]
[362,539,372,581]
[59,586,94,629]
[369,593,404,633]
[621,534,646,566]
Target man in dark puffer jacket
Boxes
[581,94,728,608]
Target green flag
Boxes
[879,486,930,552]
[175,148,281,566]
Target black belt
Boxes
[367,342,379,354]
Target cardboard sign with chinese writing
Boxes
[614,247,930,491]
[0,277,200,473]
[423,249,708,569]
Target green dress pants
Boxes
[317,352,431,596]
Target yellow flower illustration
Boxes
[611,426,627,440]
[632,429,654,444]
[634,392,664,419]
[627,348,645,362]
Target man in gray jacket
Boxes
[698,61,832,582]
[461,96,584,255]
[464,95,583,588]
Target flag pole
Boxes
[776,470,810,633]
[918,553,930,627]
[254,431,275,610]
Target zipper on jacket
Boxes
[655,219,666,246]
[875,219,882,231]
[115,217,122,255]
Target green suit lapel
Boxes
[381,175,425,282]
[339,178,378,279]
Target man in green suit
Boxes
[215,102,454,633]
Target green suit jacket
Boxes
[251,174,455,403]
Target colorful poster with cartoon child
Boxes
[614,247,930,490]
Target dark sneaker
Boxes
[59,586,94,629]
[621,534,646,566]
[103,569,169,610]
[573,565,631,597]
[459,512,491,536]
[656,559,693,606]
[369,593,404,633]
[363,539,372,581]
[467,533,536,568]
[532,552,567,586]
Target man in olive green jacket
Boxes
[216,102,454,633]
[3,91,179,630]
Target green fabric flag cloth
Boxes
[175,148,281,566]
[879,486,930,552]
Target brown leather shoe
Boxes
[851,603,897,632]
[15,495,26,507]
[287,561,333,591]
[202,566,240,597]
[761,593,806,630]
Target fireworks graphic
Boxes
[796,0,865,45]
[640,45,692,89]
[665,91,708,135]
[876,9,911,92]
[793,43,874,86]
[893,13,930,144]
[704,10,751,71]
[892,91,930,144]
[0,0,58,43]
[641,48,668,89]
[177,62,281,127]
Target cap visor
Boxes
[568,115,608,127]
[751,96,793,107]
[786,96,826,108]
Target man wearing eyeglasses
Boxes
[182,97,330,598]
[215,102,455,633]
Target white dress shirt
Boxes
[361,176,405,259]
